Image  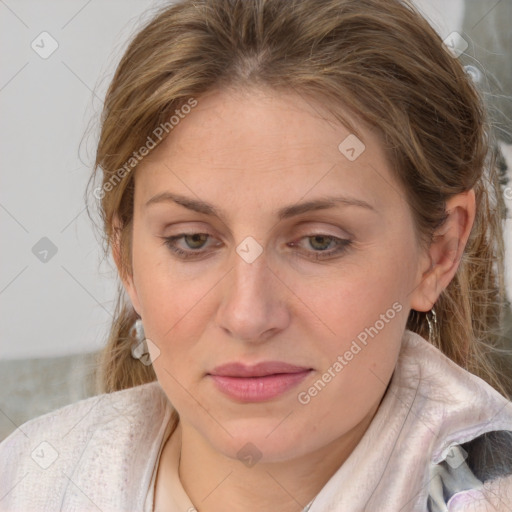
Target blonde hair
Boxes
[87,0,511,398]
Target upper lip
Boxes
[209,361,312,378]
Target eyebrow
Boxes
[144,191,377,220]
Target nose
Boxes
[215,244,290,344]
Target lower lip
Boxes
[208,370,312,402]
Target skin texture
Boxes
[113,87,476,512]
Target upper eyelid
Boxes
[160,221,353,238]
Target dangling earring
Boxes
[131,317,152,365]
[426,307,439,345]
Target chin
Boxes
[203,418,314,464]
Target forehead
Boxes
[147,87,367,164]
[134,87,398,213]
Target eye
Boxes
[161,233,220,259]
[160,232,352,261]
[289,234,352,260]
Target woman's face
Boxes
[121,87,430,462]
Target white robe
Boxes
[1,330,512,511]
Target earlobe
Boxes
[410,189,476,313]
[410,267,441,313]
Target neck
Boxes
[177,404,379,512]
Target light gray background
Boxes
[1,0,167,359]
[1,0,511,440]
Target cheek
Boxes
[293,245,411,392]
[131,240,215,366]
[302,251,410,343]
[292,281,406,440]
[137,275,214,364]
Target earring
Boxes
[131,317,151,365]
[426,307,438,345]
[134,317,144,341]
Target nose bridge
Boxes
[229,240,273,309]
[216,240,288,342]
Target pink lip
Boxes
[208,361,313,402]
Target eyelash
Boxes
[160,233,352,261]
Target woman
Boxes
[1,0,512,510]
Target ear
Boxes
[410,189,476,312]
[112,213,142,316]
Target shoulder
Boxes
[399,330,512,431]
[0,380,172,511]
[0,380,166,453]
[396,331,512,511]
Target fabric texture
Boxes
[1,329,512,511]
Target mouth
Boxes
[207,361,313,402]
